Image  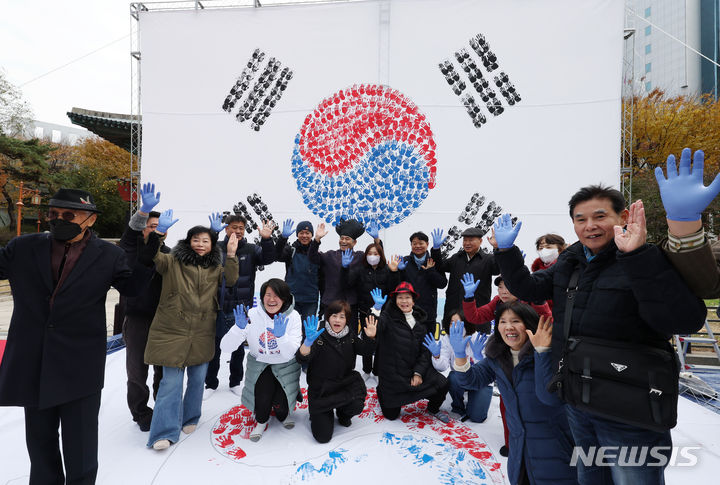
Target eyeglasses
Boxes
[47,210,79,222]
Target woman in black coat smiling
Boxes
[296,300,376,443]
[370,282,449,422]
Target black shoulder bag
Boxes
[549,265,680,433]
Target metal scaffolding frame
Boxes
[621,27,635,205]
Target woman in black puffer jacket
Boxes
[370,282,449,422]
[296,300,376,443]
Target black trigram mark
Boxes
[439,34,521,128]
[441,192,503,258]
[246,193,280,242]
[230,201,257,233]
[222,49,294,132]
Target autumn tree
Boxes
[50,137,131,237]
[625,90,720,242]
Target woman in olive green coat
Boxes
[144,213,239,450]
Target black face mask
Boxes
[48,219,84,241]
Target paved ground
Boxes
[0,280,119,338]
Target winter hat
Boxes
[335,219,365,240]
[390,281,419,300]
[461,227,484,237]
[296,221,314,235]
[49,188,101,213]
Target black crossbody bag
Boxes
[548,266,680,433]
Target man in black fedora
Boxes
[431,226,500,321]
[0,188,156,485]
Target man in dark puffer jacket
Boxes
[204,215,275,398]
[493,185,706,485]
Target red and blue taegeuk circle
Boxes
[291,84,437,228]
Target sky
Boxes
[1,0,135,126]
[0,0,311,127]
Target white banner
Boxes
[140,0,623,266]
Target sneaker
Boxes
[182,424,197,434]
[249,422,267,442]
[448,410,464,421]
[430,411,450,423]
[230,385,243,397]
[282,415,295,429]
[499,445,509,457]
[152,439,171,451]
[202,387,216,401]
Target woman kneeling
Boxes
[296,300,376,443]
[221,278,302,441]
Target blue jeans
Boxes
[447,370,492,422]
[147,363,208,447]
[566,406,672,485]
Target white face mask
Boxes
[366,255,381,266]
[538,248,559,264]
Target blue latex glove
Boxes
[269,313,289,338]
[449,320,471,358]
[423,334,441,358]
[208,212,227,233]
[366,220,380,239]
[397,258,407,271]
[233,304,248,330]
[493,213,522,249]
[469,333,488,359]
[655,148,720,221]
[156,209,179,234]
[461,272,480,299]
[431,228,445,249]
[370,287,387,310]
[139,182,161,213]
[302,315,324,347]
[341,249,353,268]
[281,218,295,238]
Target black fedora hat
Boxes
[48,188,102,213]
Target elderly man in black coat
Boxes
[0,189,155,485]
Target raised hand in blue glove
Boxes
[366,220,380,239]
[469,333,488,359]
[302,315,324,347]
[156,209,179,234]
[370,287,387,310]
[655,148,720,221]
[269,313,289,338]
[461,272,480,299]
[139,182,161,213]
[493,213,522,249]
[208,212,227,233]
[341,249,353,268]
[423,334,441,357]
[233,304,248,329]
[449,320,471,358]
[281,219,295,238]
[397,257,408,271]
[431,228,446,249]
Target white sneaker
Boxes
[230,385,243,397]
[202,388,216,401]
[182,424,197,434]
[281,415,295,429]
[152,439,171,450]
[249,422,267,442]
